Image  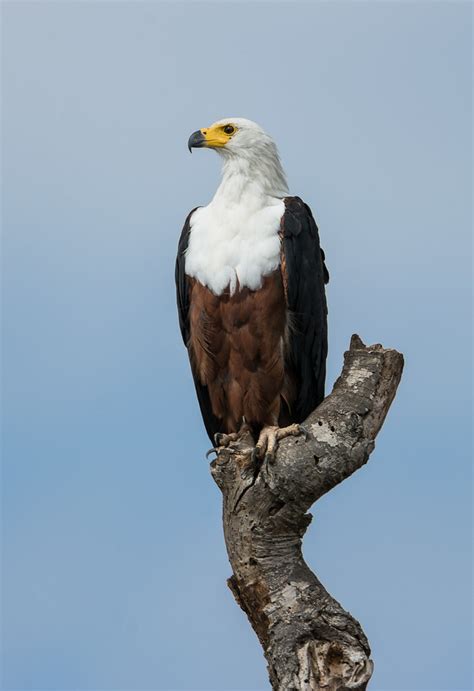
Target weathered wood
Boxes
[210,334,404,690]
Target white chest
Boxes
[185,197,285,296]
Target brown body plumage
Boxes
[187,270,293,433]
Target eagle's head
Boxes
[187,117,288,197]
[187,118,276,158]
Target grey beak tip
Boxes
[188,130,206,153]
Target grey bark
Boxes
[210,335,404,691]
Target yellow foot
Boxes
[206,425,253,459]
[255,423,307,464]
[214,431,241,448]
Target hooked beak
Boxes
[187,130,206,153]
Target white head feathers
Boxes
[209,118,289,198]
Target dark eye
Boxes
[223,125,235,135]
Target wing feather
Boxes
[280,197,329,421]
[175,209,223,441]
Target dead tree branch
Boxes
[210,334,404,691]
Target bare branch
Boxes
[210,335,404,690]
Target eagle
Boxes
[176,118,328,461]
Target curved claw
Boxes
[264,451,276,466]
[205,447,218,459]
[250,446,261,465]
[298,424,311,441]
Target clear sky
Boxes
[1,2,472,690]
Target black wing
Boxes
[175,209,223,442]
[281,196,329,422]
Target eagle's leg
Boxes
[255,423,306,464]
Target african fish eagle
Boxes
[175,118,328,461]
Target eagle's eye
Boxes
[223,125,235,135]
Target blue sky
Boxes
[1,2,472,690]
